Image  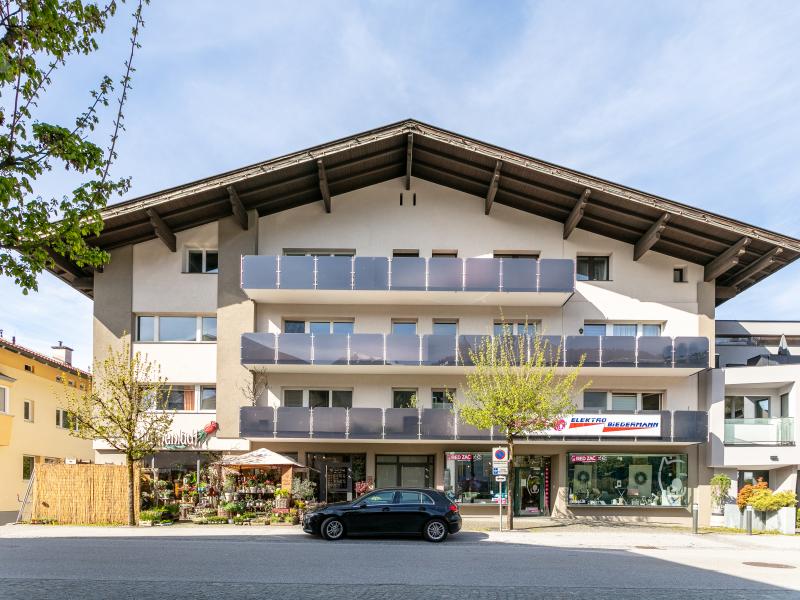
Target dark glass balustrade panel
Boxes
[241,256,278,289]
[536,335,564,367]
[241,333,276,365]
[501,258,537,292]
[421,409,455,439]
[566,336,600,367]
[464,258,501,292]
[428,258,463,291]
[239,407,274,438]
[636,337,673,368]
[276,333,312,364]
[278,256,315,289]
[386,334,420,365]
[349,334,385,365]
[390,257,426,291]
[275,407,311,438]
[384,408,420,439]
[601,336,636,367]
[674,337,709,368]
[673,410,708,442]
[659,410,672,440]
[539,259,575,293]
[456,417,493,440]
[457,335,487,366]
[490,334,526,365]
[311,407,347,439]
[316,256,352,290]
[353,257,389,290]
[312,334,349,365]
[424,335,458,366]
[349,408,383,439]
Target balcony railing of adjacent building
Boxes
[241,255,575,294]
[239,407,708,443]
[723,418,795,446]
[241,333,710,369]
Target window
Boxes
[284,320,306,334]
[137,316,155,342]
[738,470,769,488]
[283,249,355,256]
[583,324,607,336]
[391,320,417,335]
[583,391,607,410]
[396,490,435,504]
[393,389,417,408]
[56,409,77,431]
[780,393,789,418]
[376,455,434,489]
[282,389,352,408]
[493,251,540,259]
[673,267,687,283]
[568,453,688,507]
[0,386,7,413]
[642,393,662,411]
[393,250,419,258]
[22,455,35,480]
[164,389,188,411]
[159,316,197,341]
[359,490,396,505]
[23,400,33,422]
[432,320,458,336]
[432,250,458,258]
[283,320,354,335]
[640,324,662,337]
[493,321,538,336]
[583,323,661,336]
[612,324,637,337]
[24,364,34,373]
[202,317,217,341]
[725,396,744,419]
[611,393,637,411]
[200,386,216,411]
[432,389,454,410]
[186,249,219,273]
[576,256,609,281]
[753,397,770,419]
[585,391,662,411]
[444,452,501,504]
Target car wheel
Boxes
[321,517,345,541]
[423,519,448,543]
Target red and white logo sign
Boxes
[533,414,661,438]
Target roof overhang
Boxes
[48,119,800,305]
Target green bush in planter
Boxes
[140,509,165,522]
[222,501,245,515]
[748,489,798,512]
[204,516,228,524]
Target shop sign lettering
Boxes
[162,430,200,449]
[531,414,661,438]
[446,453,473,461]
[570,455,606,464]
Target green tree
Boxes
[62,341,173,526]
[0,1,147,293]
[455,331,587,530]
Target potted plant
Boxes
[223,475,237,502]
[710,473,732,516]
[139,509,164,527]
[274,487,291,509]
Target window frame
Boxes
[392,388,418,409]
[22,455,35,480]
[582,322,662,337]
[493,320,540,336]
[432,320,458,336]
[583,391,664,411]
[135,315,217,343]
[149,384,218,413]
[493,251,540,259]
[0,385,8,413]
[576,255,610,282]
[55,409,78,431]
[23,399,33,422]
[391,319,418,335]
[185,248,219,274]
[673,267,687,283]
[282,319,355,335]
[281,388,353,408]
[431,388,455,410]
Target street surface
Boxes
[1,525,799,599]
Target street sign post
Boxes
[492,447,509,531]
[492,465,508,476]
[495,475,507,482]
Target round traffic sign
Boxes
[494,448,507,461]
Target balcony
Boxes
[240,255,574,306]
[240,407,708,443]
[724,418,794,446]
[241,333,710,373]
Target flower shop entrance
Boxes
[307,453,366,503]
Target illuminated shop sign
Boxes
[535,414,661,438]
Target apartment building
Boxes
[50,120,800,525]
[0,337,93,523]
[707,321,800,498]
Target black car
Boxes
[303,488,461,542]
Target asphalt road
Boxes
[1,530,799,599]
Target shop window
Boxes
[443,452,499,504]
[376,455,434,489]
[23,400,33,422]
[393,389,417,409]
[568,453,689,507]
[432,388,454,410]
[725,396,744,419]
[200,386,216,411]
[576,256,609,281]
[22,455,35,480]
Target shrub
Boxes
[737,480,768,511]
[274,487,291,499]
[710,474,732,510]
[140,509,165,522]
[749,489,797,512]
[291,477,317,500]
[222,501,244,515]
[204,516,228,524]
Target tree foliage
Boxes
[0,0,146,292]
[455,330,587,529]
[62,340,173,525]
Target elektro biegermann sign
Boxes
[533,414,661,438]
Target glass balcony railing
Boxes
[239,407,707,442]
[724,418,794,445]
[241,333,709,369]
[241,256,575,294]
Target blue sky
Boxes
[2,0,800,370]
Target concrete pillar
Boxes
[216,212,257,440]
[551,452,569,518]
[93,246,134,359]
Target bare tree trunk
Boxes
[506,434,514,531]
[127,456,136,526]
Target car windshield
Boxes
[354,490,396,505]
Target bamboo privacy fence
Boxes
[31,464,140,525]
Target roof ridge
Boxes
[0,336,91,378]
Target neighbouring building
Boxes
[0,337,93,523]
[48,120,800,525]
[707,320,800,499]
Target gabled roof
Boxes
[50,119,800,304]
[0,336,91,379]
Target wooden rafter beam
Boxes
[145,208,176,252]
[704,237,751,282]
[715,286,738,300]
[317,159,331,213]
[227,185,249,230]
[405,133,413,190]
[71,276,94,290]
[563,188,591,239]
[633,213,670,261]
[485,161,502,215]
[724,247,783,288]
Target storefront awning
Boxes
[217,447,305,469]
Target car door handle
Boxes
[382,507,391,512]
